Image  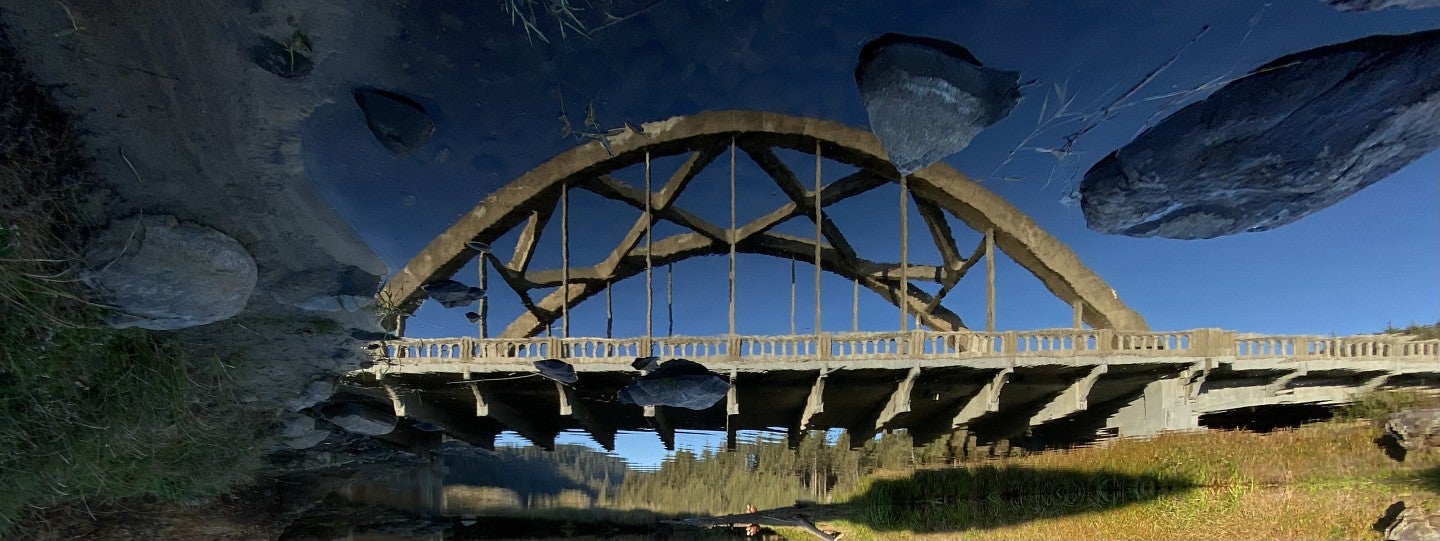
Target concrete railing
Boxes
[371,329,1440,364]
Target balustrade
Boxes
[367,329,1439,364]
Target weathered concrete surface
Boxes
[1385,501,1440,541]
[351,352,1440,450]
[1387,408,1440,457]
[1081,29,1440,239]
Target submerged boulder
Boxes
[354,88,434,156]
[534,359,578,384]
[855,33,1021,176]
[321,402,398,436]
[81,214,256,330]
[618,358,730,410]
[1080,29,1440,239]
[1325,0,1440,10]
[421,279,486,308]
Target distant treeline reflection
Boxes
[399,431,968,517]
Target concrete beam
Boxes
[873,366,922,433]
[651,407,676,451]
[1029,364,1108,426]
[381,380,497,450]
[1358,373,1393,394]
[470,382,556,450]
[790,370,828,447]
[953,368,1011,427]
[556,382,617,451]
[1264,368,1307,396]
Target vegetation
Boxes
[1336,388,1440,424]
[813,422,1440,540]
[0,31,258,535]
[1384,321,1440,341]
[444,415,1439,539]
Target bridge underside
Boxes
[345,356,1440,453]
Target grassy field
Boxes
[796,417,1440,540]
[0,31,260,536]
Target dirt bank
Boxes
[0,0,398,411]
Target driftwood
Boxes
[665,504,845,541]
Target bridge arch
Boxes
[379,110,1148,337]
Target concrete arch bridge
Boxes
[349,111,1440,453]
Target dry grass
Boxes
[822,422,1440,540]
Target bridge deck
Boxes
[347,329,1439,453]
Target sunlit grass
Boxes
[821,422,1440,540]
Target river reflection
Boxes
[321,428,1004,540]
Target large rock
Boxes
[1325,0,1440,11]
[354,87,434,156]
[1383,502,1440,541]
[855,33,1021,176]
[286,378,337,412]
[280,412,331,450]
[1080,29,1440,239]
[81,214,256,330]
[1385,407,1440,459]
[320,401,398,436]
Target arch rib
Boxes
[378,111,1148,333]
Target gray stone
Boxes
[280,412,331,449]
[285,430,331,450]
[271,265,381,313]
[855,33,1021,176]
[1325,0,1440,11]
[246,34,313,78]
[1385,502,1440,541]
[286,378,337,412]
[1080,29,1440,239]
[1386,407,1440,457]
[354,88,434,156]
[321,401,398,436]
[421,279,486,308]
[81,214,256,330]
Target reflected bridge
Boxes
[348,329,1440,452]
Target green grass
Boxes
[812,422,1440,540]
[0,30,260,535]
[1336,389,1440,423]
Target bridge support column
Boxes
[1109,376,1199,438]
[725,369,740,450]
[470,382,556,450]
[556,382,617,451]
[381,378,498,449]
[871,366,921,435]
[1265,368,1307,396]
[953,368,1011,428]
[790,370,828,447]
[1358,372,1393,394]
[1029,364,1108,426]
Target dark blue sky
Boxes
[302,0,1439,341]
